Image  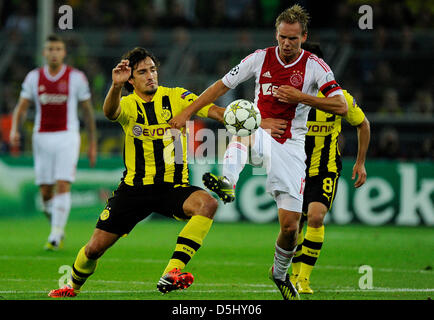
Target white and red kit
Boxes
[222,47,344,212]
[20,64,91,185]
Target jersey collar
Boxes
[275,47,304,68]
[43,64,67,82]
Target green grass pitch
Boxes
[0,215,432,300]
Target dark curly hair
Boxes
[46,34,65,44]
[121,47,160,92]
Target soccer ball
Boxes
[223,99,261,137]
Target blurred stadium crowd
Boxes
[0,0,433,160]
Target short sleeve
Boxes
[178,88,212,118]
[72,70,91,102]
[222,50,263,89]
[20,70,38,101]
[343,91,365,126]
[115,96,133,126]
[309,55,343,98]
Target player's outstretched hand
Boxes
[112,59,131,86]
[352,162,367,188]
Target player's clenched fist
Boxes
[112,59,131,86]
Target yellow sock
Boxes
[290,228,304,278]
[299,225,324,281]
[163,215,213,275]
[68,246,98,291]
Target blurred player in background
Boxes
[287,42,370,294]
[9,34,97,251]
[169,5,348,300]
[48,47,225,298]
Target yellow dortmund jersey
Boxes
[115,86,212,186]
[305,90,365,177]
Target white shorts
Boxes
[250,127,306,213]
[32,131,80,185]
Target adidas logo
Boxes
[262,71,272,78]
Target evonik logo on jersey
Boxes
[132,124,181,140]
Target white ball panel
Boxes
[235,109,249,121]
[224,111,236,125]
[237,128,250,137]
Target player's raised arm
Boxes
[103,59,131,120]
[169,79,230,129]
[9,97,31,147]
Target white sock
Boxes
[48,192,71,243]
[273,243,295,281]
[42,198,54,216]
[222,141,248,186]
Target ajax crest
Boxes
[290,70,303,87]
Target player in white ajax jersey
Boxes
[9,34,97,250]
[168,5,348,300]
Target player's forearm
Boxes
[11,98,30,132]
[10,108,22,133]
[301,93,348,116]
[103,83,123,120]
[207,105,225,123]
[184,80,230,118]
[81,100,97,143]
[355,117,370,165]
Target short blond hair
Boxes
[275,4,310,35]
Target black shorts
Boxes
[96,182,203,236]
[301,172,340,221]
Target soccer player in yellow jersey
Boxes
[48,47,225,298]
[290,42,370,294]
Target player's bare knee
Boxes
[40,185,54,201]
[307,209,326,228]
[194,195,218,219]
[56,180,71,194]
[279,213,300,237]
[308,214,324,228]
[184,191,218,219]
[201,196,218,219]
